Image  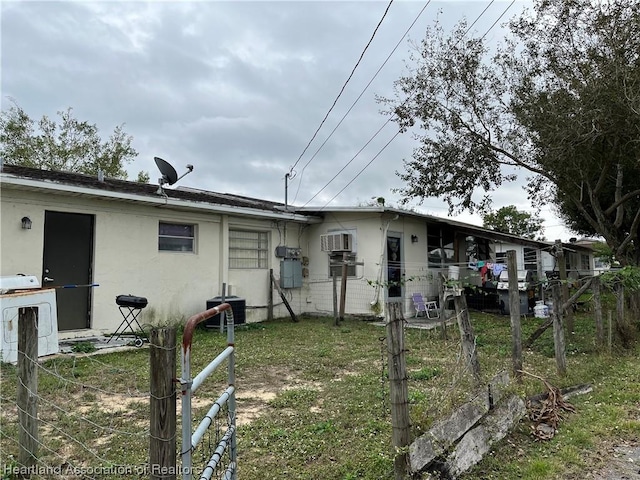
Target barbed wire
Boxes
[14,351,151,398]
[0,347,159,478]
[0,433,99,480]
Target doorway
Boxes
[42,211,94,331]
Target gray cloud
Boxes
[1,0,572,239]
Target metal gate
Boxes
[180,304,237,480]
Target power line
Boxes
[288,0,395,177]
[301,118,395,206]
[318,131,401,209]
[481,0,515,39]
[291,0,434,205]
[300,1,498,207]
[308,0,517,210]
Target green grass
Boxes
[0,312,638,479]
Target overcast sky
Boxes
[1,0,576,241]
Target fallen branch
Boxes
[561,277,593,313]
[523,317,553,348]
[519,371,578,441]
[524,278,594,348]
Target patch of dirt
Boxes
[77,393,142,415]
[235,389,277,426]
[570,441,640,480]
[585,441,640,480]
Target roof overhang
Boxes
[295,205,581,250]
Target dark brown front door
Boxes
[42,211,94,331]
[387,234,403,300]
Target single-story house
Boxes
[1,164,319,337]
[299,206,594,317]
[1,164,594,340]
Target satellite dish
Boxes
[155,157,178,185]
[154,156,194,195]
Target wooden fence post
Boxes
[333,273,338,326]
[438,272,448,340]
[507,250,523,381]
[270,270,298,322]
[453,292,481,384]
[592,275,604,348]
[556,240,574,334]
[339,252,348,321]
[386,303,410,480]
[616,282,625,333]
[150,327,177,480]
[18,306,38,471]
[268,269,274,321]
[552,283,567,376]
[608,310,613,354]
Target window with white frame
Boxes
[329,253,357,277]
[158,222,195,252]
[229,230,268,269]
[326,228,357,277]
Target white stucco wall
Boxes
[3,179,593,335]
[303,212,437,318]
[0,186,310,333]
[1,193,46,277]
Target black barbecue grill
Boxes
[496,270,536,315]
[109,294,148,347]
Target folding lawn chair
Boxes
[412,293,439,320]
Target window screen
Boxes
[159,222,195,252]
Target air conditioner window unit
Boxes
[320,233,352,252]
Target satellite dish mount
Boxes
[154,157,194,195]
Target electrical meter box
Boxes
[280,259,303,288]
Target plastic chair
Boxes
[412,293,439,319]
[412,293,426,317]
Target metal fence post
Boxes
[181,338,193,480]
[227,303,237,479]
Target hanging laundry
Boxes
[480,265,489,284]
[493,263,506,276]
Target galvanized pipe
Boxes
[226,310,237,479]
[192,347,234,393]
[191,386,235,449]
[198,425,236,480]
[181,303,232,480]
[222,462,237,480]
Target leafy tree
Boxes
[481,205,544,240]
[0,101,141,180]
[136,170,151,183]
[379,0,640,269]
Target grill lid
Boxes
[116,295,148,309]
